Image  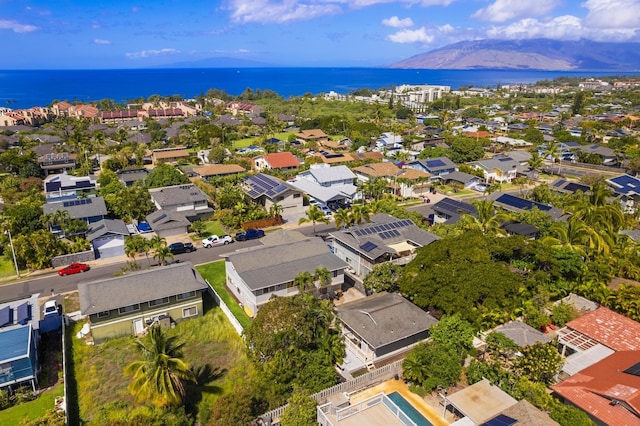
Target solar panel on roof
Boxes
[496,194,551,211]
[564,182,589,193]
[151,213,167,223]
[381,224,390,230]
[623,361,640,377]
[0,306,10,327]
[360,242,377,252]
[16,303,29,324]
[388,222,398,229]
[364,228,373,234]
[426,159,446,168]
[354,229,363,236]
[553,179,566,187]
[481,414,517,426]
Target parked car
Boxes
[235,228,265,241]
[168,242,196,254]
[43,300,59,317]
[58,263,89,276]
[320,205,332,215]
[202,234,233,248]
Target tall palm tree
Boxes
[460,200,511,235]
[124,325,195,408]
[540,220,606,257]
[543,141,561,175]
[334,208,351,230]
[294,271,314,294]
[527,152,543,180]
[313,267,331,290]
[349,204,371,226]
[154,245,174,266]
[298,205,330,235]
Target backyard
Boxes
[68,291,251,425]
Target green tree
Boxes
[514,342,563,384]
[298,205,330,235]
[294,271,314,294]
[145,164,190,188]
[402,341,462,391]
[123,326,196,408]
[280,388,317,426]
[333,208,351,229]
[459,200,511,235]
[363,262,402,294]
[429,314,475,358]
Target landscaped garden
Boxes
[68,292,251,425]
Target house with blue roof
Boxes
[606,174,640,213]
[0,294,42,393]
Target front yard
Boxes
[69,293,251,425]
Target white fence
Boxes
[206,283,243,335]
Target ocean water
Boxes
[0,68,634,109]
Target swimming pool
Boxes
[386,391,434,426]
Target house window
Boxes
[293,193,301,198]
[148,297,170,307]
[176,291,197,300]
[183,306,197,318]
[333,270,339,278]
[118,304,140,314]
[276,196,284,201]
[96,311,110,319]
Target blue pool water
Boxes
[387,391,434,426]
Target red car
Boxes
[58,263,89,276]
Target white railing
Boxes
[206,282,243,335]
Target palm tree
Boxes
[460,200,511,235]
[527,151,543,180]
[334,208,351,229]
[269,203,283,218]
[349,204,371,226]
[153,245,174,266]
[543,141,561,175]
[313,267,331,290]
[124,325,196,408]
[298,205,330,235]
[540,220,606,257]
[294,271,314,294]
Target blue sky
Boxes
[1,0,639,69]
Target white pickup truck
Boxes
[201,234,233,248]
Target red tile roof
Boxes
[552,351,640,425]
[257,152,300,169]
[565,307,640,351]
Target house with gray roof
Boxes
[329,214,440,278]
[489,321,552,348]
[43,196,108,233]
[468,157,520,183]
[336,292,438,371]
[242,173,304,215]
[145,210,191,238]
[224,235,348,317]
[148,183,213,221]
[117,168,149,187]
[406,157,457,180]
[86,218,130,259]
[78,262,208,343]
[298,164,356,188]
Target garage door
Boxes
[93,236,125,259]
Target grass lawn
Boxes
[70,296,251,425]
[0,383,64,425]
[191,220,227,242]
[0,258,21,280]
[232,131,295,149]
[196,261,252,330]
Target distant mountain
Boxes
[161,56,278,68]
[389,39,640,71]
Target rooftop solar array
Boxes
[426,159,446,168]
[379,229,400,239]
[16,303,29,324]
[151,213,167,223]
[481,414,517,426]
[624,361,640,377]
[553,179,566,187]
[245,174,289,198]
[62,198,93,208]
[360,242,377,252]
[609,174,640,195]
[0,303,32,328]
[351,219,413,237]
[564,182,589,193]
[496,194,552,211]
[434,198,476,215]
[0,306,10,327]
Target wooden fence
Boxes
[242,216,282,230]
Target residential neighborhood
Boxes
[0,75,639,425]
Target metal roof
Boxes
[0,324,31,363]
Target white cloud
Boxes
[94,39,111,45]
[485,15,584,40]
[382,16,414,28]
[387,27,435,43]
[472,0,561,23]
[0,20,38,33]
[582,0,640,29]
[438,23,455,33]
[229,0,342,23]
[125,48,180,59]
[348,0,456,8]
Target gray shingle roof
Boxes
[307,165,356,184]
[43,196,108,219]
[329,214,440,261]
[492,321,551,347]
[78,262,208,315]
[148,184,210,207]
[146,210,190,231]
[85,218,129,242]
[337,292,438,350]
[225,237,348,291]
